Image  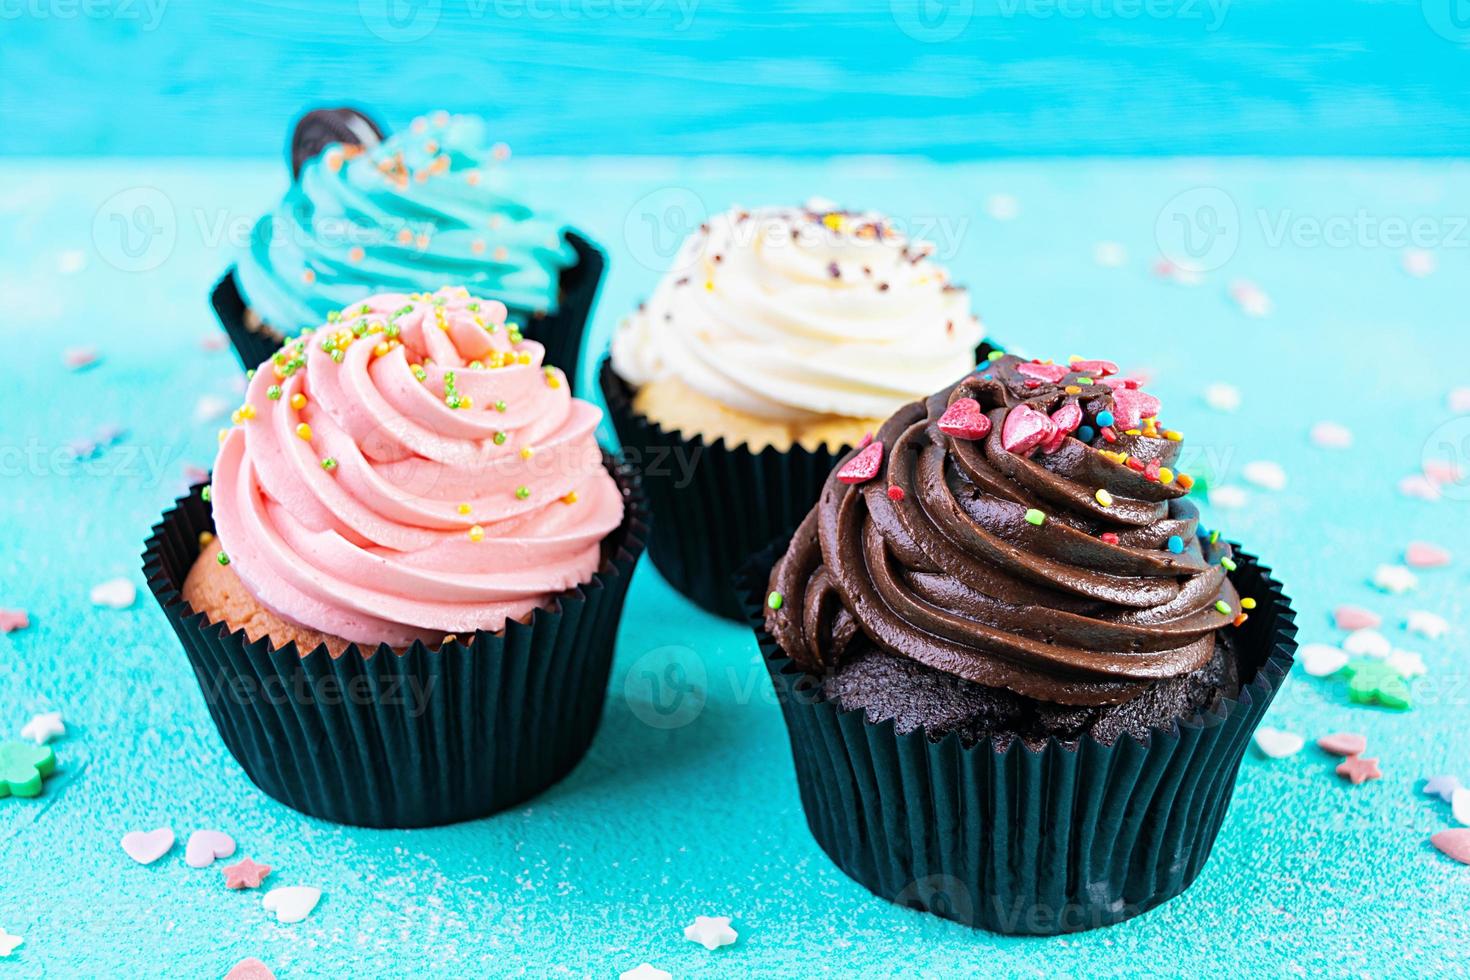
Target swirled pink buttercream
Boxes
[210,286,624,650]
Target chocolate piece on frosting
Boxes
[766,354,1241,708]
[290,106,385,179]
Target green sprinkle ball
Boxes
[767,591,784,611]
[1024,508,1045,526]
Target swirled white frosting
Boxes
[611,204,982,422]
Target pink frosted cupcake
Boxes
[145,286,646,828]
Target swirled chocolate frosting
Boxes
[766,354,1244,708]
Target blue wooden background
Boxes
[4,0,1470,158]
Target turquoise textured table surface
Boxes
[1,157,1468,977]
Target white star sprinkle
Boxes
[1342,629,1391,658]
[619,966,671,980]
[1299,644,1348,677]
[1426,775,1463,802]
[1451,388,1470,414]
[1203,382,1241,412]
[1210,486,1250,509]
[1093,241,1127,268]
[1242,461,1287,491]
[683,915,738,951]
[1372,564,1418,595]
[1386,649,1427,678]
[1403,248,1437,278]
[986,193,1020,221]
[0,929,20,958]
[1309,421,1353,449]
[90,577,136,609]
[1455,789,1470,827]
[1407,610,1450,640]
[19,711,63,745]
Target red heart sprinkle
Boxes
[1405,541,1451,568]
[1050,401,1082,434]
[1069,359,1117,377]
[1111,387,1161,429]
[1432,829,1470,865]
[1017,362,1069,383]
[1001,405,1056,455]
[837,441,884,485]
[937,398,992,440]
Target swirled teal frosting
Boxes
[235,112,577,333]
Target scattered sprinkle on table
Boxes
[1450,387,1470,414]
[223,857,272,890]
[1402,247,1437,278]
[684,915,739,950]
[224,957,276,980]
[1093,241,1127,267]
[0,929,20,957]
[1309,421,1353,449]
[1242,461,1286,491]
[89,577,136,610]
[1405,541,1452,568]
[1430,830,1470,865]
[62,347,99,370]
[1424,459,1464,485]
[985,193,1019,221]
[121,827,175,865]
[1406,611,1449,640]
[1453,789,1470,826]
[1372,564,1418,595]
[1336,756,1382,784]
[1385,649,1427,678]
[262,885,321,924]
[1299,644,1349,677]
[1342,629,1390,658]
[1316,733,1367,757]
[1253,727,1304,759]
[1209,486,1249,509]
[185,830,236,868]
[1203,382,1241,412]
[0,609,30,633]
[1424,775,1463,803]
[1398,474,1441,502]
[1229,279,1272,317]
[1334,605,1380,631]
[1343,659,1412,710]
[20,712,64,745]
[0,742,56,798]
[619,965,672,980]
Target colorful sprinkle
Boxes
[767,591,783,611]
[0,741,56,798]
[1252,727,1304,759]
[1100,532,1119,544]
[1343,659,1412,709]
[1024,508,1045,526]
[936,398,991,440]
[1405,541,1452,568]
[0,610,29,634]
[320,457,337,472]
[515,486,530,500]
[1214,600,1232,615]
[217,551,230,566]
[295,423,312,441]
[468,525,485,542]
[836,441,884,485]
[1166,535,1184,554]
[1095,488,1113,508]
[1335,756,1382,784]
[887,485,905,501]
[1299,643,1349,677]
[1316,733,1367,757]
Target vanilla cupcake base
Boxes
[632,376,886,453]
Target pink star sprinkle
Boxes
[0,610,28,633]
[1336,756,1382,785]
[1333,606,1381,632]
[223,857,273,890]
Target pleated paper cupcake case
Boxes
[739,540,1296,935]
[600,343,998,621]
[211,230,606,385]
[142,457,647,829]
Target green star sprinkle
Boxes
[1343,658,1412,710]
[0,741,56,798]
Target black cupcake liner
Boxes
[738,538,1296,935]
[211,230,606,386]
[141,455,647,829]
[599,344,996,621]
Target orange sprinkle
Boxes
[1177,473,1194,491]
[301,269,316,284]
[348,246,365,263]
[397,228,414,245]
[471,239,486,254]
[289,393,307,411]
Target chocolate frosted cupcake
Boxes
[213,109,604,384]
[147,287,646,828]
[747,354,1295,934]
[603,202,987,618]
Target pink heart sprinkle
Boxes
[1432,830,1470,865]
[836,441,884,485]
[1001,404,1056,456]
[1316,733,1367,757]
[1424,460,1464,485]
[225,958,277,980]
[1050,401,1083,434]
[1406,541,1452,568]
[1110,387,1161,429]
[1399,474,1441,501]
[0,609,29,633]
[937,398,991,440]
[1016,362,1069,384]
[63,347,99,370]
[1069,359,1117,377]
[1334,605,1381,631]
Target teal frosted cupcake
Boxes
[213,108,605,383]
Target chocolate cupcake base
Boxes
[212,230,606,384]
[739,539,1296,935]
[143,457,647,829]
